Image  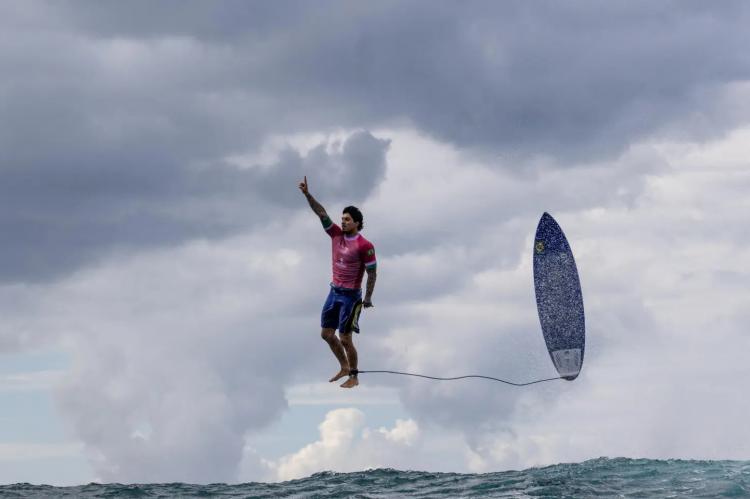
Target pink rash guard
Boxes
[323,221,377,289]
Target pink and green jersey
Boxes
[322,218,377,289]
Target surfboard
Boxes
[533,212,585,380]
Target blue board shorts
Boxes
[321,284,363,334]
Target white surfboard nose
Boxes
[551,348,582,378]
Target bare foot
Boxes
[340,376,359,389]
[329,368,350,382]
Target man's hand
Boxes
[298,176,309,196]
[363,300,374,308]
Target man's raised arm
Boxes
[298,176,329,220]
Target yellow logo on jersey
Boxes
[535,241,545,253]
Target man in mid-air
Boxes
[299,176,377,389]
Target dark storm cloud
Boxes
[2,1,749,282]
[0,130,388,282]
[53,0,750,154]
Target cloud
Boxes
[444,129,750,468]
[0,125,389,481]
[2,123,747,483]
[1,1,750,484]
[378,418,419,446]
[4,222,329,482]
[29,1,750,159]
[312,126,750,469]
[463,329,750,472]
[271,408,367,481]
[263,408,422,482]
[3,1,749,285]
[0,129,388,283]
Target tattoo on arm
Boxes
[305,193,328,220]
[365,267,377,301]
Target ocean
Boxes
[1,458,748,498]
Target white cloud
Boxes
[0,222,337,483]
[2,2,750,485]
[438,126,750,470]
[306,125,750,471]
[1,123,749,483]
[271,408,365,481]
[263,408,423,482]
[376,418,419,446]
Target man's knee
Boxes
[321,328,336,342]
[339,332,353,347]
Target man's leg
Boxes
[321,328,350,382]
[339,332,359,388]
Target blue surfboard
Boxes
[533,213,585,380]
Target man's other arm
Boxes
[364,266,377,307]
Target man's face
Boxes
[341,213,357,233]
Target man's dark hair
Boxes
[343,205,364,231]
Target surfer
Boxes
[299,176,377,389]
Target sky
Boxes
[1,0,749,485]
